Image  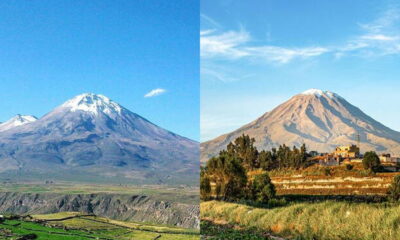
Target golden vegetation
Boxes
[201,200,400,240]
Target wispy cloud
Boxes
[144,88,166,98]
[201,29,329,64]
[201,29,250,59]
[360,34,397,41]
[246,46,329,64]
[201,6,400,66]
[201,13,222,28]
[201,63,256,82]
[335,6,400,59]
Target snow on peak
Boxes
[62,93,123,115]
[300,89,341,99]
[301,89,325,96]
[0,114,38,132]
[14,114,38,123]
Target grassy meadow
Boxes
[0,212,200,240]
[201,220,273,240]
[201,200,400,240]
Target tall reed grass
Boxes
[201,200,400,240]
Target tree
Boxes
[362,151,381,173]
[205,151,247,200]
[388,175,400,202]
[227,134,259,170]
[200,168,211,200]
[248,173,276,203]
[299,143,308,167]
[259,150,274,171]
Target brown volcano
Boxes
[201,89,400,162]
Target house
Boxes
[319,153,340,166]
[318,145,360,165]
[380,153,400,163]
[334,145,360,159]
[379,154,392,163]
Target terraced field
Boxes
[272,174,394,195]
[0,212,200,240]
[258,163,399,196]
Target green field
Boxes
[0,212,200,240]
[201,200,400,240]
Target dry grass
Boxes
[201,200,400,240]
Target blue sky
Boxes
[201,0,400,141]
[0,0,199,140]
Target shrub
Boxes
[346,164,353,171]
[388,175,400,202]
[362,151,381,173]
[248,173,276,203]
[324,167,331,176]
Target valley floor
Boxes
[0,212,200,240]
[0,182,200,229]
[0,182,199,205]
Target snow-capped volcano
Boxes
[61,93,123,115]
[0,94,199,184]
[201,89,400,162]
[0,114,37,132]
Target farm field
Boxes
[249,163,399,196]
[0,212,200,240]
[201,200,400,240]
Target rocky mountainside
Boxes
[0,192,199,229]
[0,93,199,184]
[201,89,400,162]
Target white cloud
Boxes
[200,29,250,59]
[201,29,329,63]
[200,7,400,66]
[144,88,166,98]
[246,46,329,64]
[361,34,397,41]
[200,29,216,36]
[345,7,400,56]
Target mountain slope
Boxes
[201,89,400,162]
[0,94,199,184]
